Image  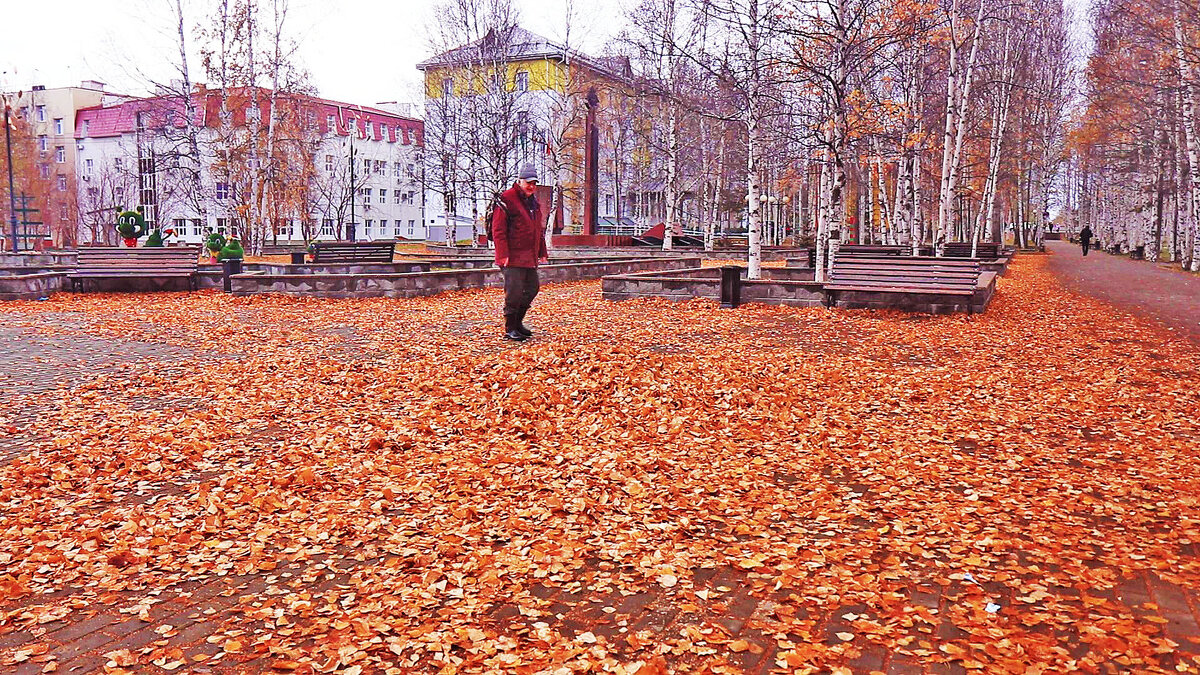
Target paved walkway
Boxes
[1,257,1199,674]
[1045,240,1200,344]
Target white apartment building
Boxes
[74,89,425,246]
[2,81,129,248]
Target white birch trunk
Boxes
[936,0,986,255]
[1175,3,1200,270]
[663,104,678,251]
[816,152,831,282]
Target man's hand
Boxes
[497,256,508,267]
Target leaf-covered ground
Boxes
[1,253,1198,674]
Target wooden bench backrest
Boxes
[830,254,980,291]
[76,247,201,271]
[943,242,1001,259]
[311,242,395,263]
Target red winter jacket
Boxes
[492,184,548,268]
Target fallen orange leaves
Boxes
[0,254,1196,673]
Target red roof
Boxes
[76,88,423,146]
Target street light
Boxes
[4,94,19,253]
[782,195,792,243]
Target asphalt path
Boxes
[1044,239,1200,344]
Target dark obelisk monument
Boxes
[583,87,600,236]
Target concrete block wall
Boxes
[0,272,67,300]
[230,257,701,299]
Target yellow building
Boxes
[417,26,647,234]
[4,81,129,247]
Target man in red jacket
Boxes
[493,163,549,341]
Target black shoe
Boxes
[515,309,533,337]
[504,329,528,341]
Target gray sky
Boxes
[1,0,620,109]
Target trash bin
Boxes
[719,266,742,309]
[221,258,244,293]
[290,251,305,265]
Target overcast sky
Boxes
[1,0,621,109]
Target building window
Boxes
[59,204,68,219]
[86,187,98,198]
[606,194,613,214]
[379,219,387,232]
[54,118,63,135]
[442,77,453,98]
[216,218,228,234]
[408,220,414,235]
[39,165,50,179]
[515,70,530,92]
[115,186,125,200]
[406,163,415,178]
[174,218,188,235]
[36,105,45,122]
[374,160,384,175]
[393,161,402,178]
[216,182,230,200]
[395,191,402,204]
[114,157,123,169]
[325,155,334,171]
[378,189,386,204]
[193,219,203,236]
[408,190,415,202]
[38,135,47,152]
[136,112,146,132]
[327,113,336,130]
[57,175,67,191]
[401,192,410,205]
[85,158,94,174]
[362,188,372,199]
[55,146,65,163]
[322,219,333,235]
[82,120,90,136]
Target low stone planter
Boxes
[0,270,68,300]
[603,265,997,314]
[229,257,701,299]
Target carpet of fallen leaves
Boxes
[1,253,1199,674]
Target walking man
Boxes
[1080,224,1093,256]
[493,163,548,341]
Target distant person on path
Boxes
[493,163,548,342]
[1080,225,1093,256]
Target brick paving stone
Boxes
[58,654,107,673]
[43,613,116,642]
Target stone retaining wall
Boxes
[0,272,67,300]
[602,265,996,314]
[230,257,701,299]
[422,244,810,262]
[0,252,77,267]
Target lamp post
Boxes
[782,195,791,244]
[4,97,18,253]
[769,195,779,246]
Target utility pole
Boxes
[348,132,356,241]
[5,100,18,253]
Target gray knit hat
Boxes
[518,163,538,181]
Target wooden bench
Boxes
[943,242,1001,259]
[311,242,395,264]
[825,254,982,310]
[838,244,908,256]
[68,246,201,292]
[261,244,304,256]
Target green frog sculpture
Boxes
[114,207,149,247]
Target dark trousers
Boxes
[503,266,540,322]
[1082,240,1090,256]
